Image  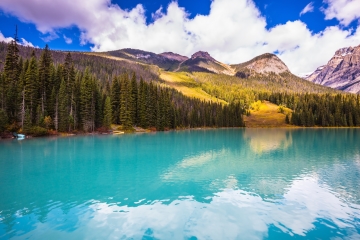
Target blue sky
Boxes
[0,0,360,75]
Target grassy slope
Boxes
[159,71,227,104]
[245,101,293,128]
[82,53,336,128]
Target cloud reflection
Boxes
[12,174,360,239]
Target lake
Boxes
[0,129,360,239]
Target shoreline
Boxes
[2,126,360,140]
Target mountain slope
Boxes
[231,53,289,78]
[177,51,235,75]
[0,42,160,82]
[305,45,360,93]
[0,42,338,103]
[102,48,188,71]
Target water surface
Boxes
[0,129,360,239]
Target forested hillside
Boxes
[192,72,339,106]
[191,72,360,127]
[1,39,360,136]
[0,42,159,83]
[0,40,244,136]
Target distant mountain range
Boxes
[305,45,360,93]
[1,41,356,95]
[101,45,360,94]
[98,48,290,77]
[96,48,291,81]
[1,41,357,131]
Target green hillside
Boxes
[1,42,360,134]
[0,41,245,137]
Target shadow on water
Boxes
[0,129,360,238]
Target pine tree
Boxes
[138,78,147,128]
[103,96,112,129]
[36,104,44,127]
[80,69,95,132]
[285,114,290,124]
[25,50,39,123]
[58,79,69,132]
[146,82,156,127]
[0,109,8,132]
[110,76,120,124]
[54,95,59,131]
[3,37,20,122]
[49,87,56,128]
[0,73,4,111]
[63,53,76,130]
[348,112,354,127]
[94,83,103,129]
[120,75,132,129]
[38,44,52,117]
[20,89,25,129]
[23,108,32,133]
[130,73,138,125]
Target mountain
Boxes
[0,41,354,133]
[176,51,235,75]
[0,42,159,83]
[231,53,289,78]
[99,48,292,78]
[159,52,189,62]
[101,48,189,71]
[305,45,360,93]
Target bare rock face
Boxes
[245,54,289,74]
[305,45,360,93]
[231,53,289,75]
[191,51,216,61]
[159,52,189,62]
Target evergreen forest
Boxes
[0,40,244,136]
[1,39,360,137]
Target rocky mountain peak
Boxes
[305,44,360,93]
[159,52,189,62]
[232,53,289,75]
[191,51,216,61]
[334,46,355,57]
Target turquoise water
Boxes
[0,129,360,239]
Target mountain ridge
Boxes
[98,48,292,78]
[305,44,360,93]
[0,41,353,134]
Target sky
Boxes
[0,0,360,76]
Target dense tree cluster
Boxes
[193,72,338,108]
[263,92,360,127]
[192,72,360,127]
[0,41,159,84]
[0,41,245,135]
[2,39,360,132]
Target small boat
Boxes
[17,134,25,140]
[113,131,124,135]
[12,132,26,140]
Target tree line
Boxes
[192,72,360,128]
[262,92,360,127]
[0,40,245,135]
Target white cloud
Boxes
[63,35,72,44]
[41,32,59,42]
[20,38,35,47]
[0,31,13,43]
[14,175,360,239]
[0,0,359,76]
[300,2,314,16]
[323,0,360,26]
[267,22,360,76]
[0,31,36,48]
